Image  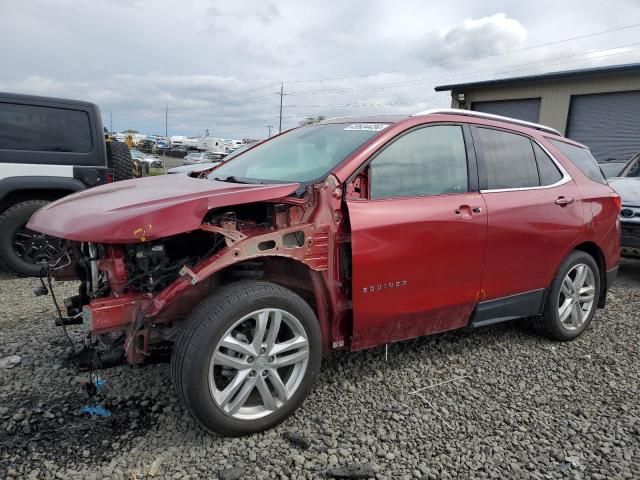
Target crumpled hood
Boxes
[609,177,640,206]
[27,174,299,243]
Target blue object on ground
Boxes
[80,405,112,417]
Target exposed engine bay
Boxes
[44,184,344,371]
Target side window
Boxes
[533,142,563,185]
[0,102,92,153]
[477,127,540,189]
[370,125,468,199]
[549,139,607,185]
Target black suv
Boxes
[0,92,134,275]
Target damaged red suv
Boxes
[28,109,621,436]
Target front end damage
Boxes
[46,177,349,369]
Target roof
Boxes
[319,115,408,124]
[411,108,561,135]
[434,62,640,92]
[0,91,96,108]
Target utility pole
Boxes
[109,111,113,135]
[165,105,168,139]
[163,105,168,174]
[267,125,273,138]
[278,82,284,133]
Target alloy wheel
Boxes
[557,263,596,331]
[12,227,65,265]
[208,308,309,420]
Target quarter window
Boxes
[549,139,606,185]
[0,102,92,153]
[370,125,468,199]
[477,128,540,189]
[533,142,563,185]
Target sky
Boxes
[1,0,640,140]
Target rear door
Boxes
[472,126,583,311]
[346,124,487,350]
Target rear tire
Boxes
[0,200,56,276]
[534,251,600,341]
[171,280,322,436]
[106,141,135,181]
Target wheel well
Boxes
[218,257,316,309]
[573,241,607,308]
[0,189,72,214]
[213,257,331,351]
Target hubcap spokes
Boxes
[209,308,309,420]
[558,263,595,331]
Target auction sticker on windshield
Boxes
[344,123,390,131]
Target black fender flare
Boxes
[0,176,86,205]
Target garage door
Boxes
[471,98,541,123]
[566,90,640,163]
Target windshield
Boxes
[208,123,388,183]
[599,162,625,178]
[620,154,640,177]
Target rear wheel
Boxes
[0,200,64,276]
[535,251,600,341]
[171,281,322,436]
[106,140,135,181]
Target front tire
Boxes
[535,251,600,341]
[171,281,322,436]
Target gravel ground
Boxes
[0,261,639,479]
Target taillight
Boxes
[610,192,622,212]
[106,169,114,183]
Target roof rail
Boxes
[411,108,562,136]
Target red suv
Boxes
[28,109,621,436]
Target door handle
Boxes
[455,205,482,218]
[555,196,574,206]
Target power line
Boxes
[288,42,640,95]
[285,22,640,84]
[277,47,640,111]
[213,82,281,99]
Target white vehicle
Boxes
[170,135,187,147]
[130,149,163,168]
[183,137,200,148]
[197,137,226,152]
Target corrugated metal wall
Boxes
[567,90,640,162]
[471,98,541,123]
[453,71,640,134]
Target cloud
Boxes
[1,2,639,139]
[417,13,528,65]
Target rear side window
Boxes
[0,102,92,153]
[549,139,606,185]
[533,142,563,185]
[477,127,539,189]
[370,125,468,199]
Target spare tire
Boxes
[107,141,135,181]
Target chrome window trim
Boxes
[480,138,573,194]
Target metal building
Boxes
[435,63,640,163]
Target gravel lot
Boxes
[1,261,639,479]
